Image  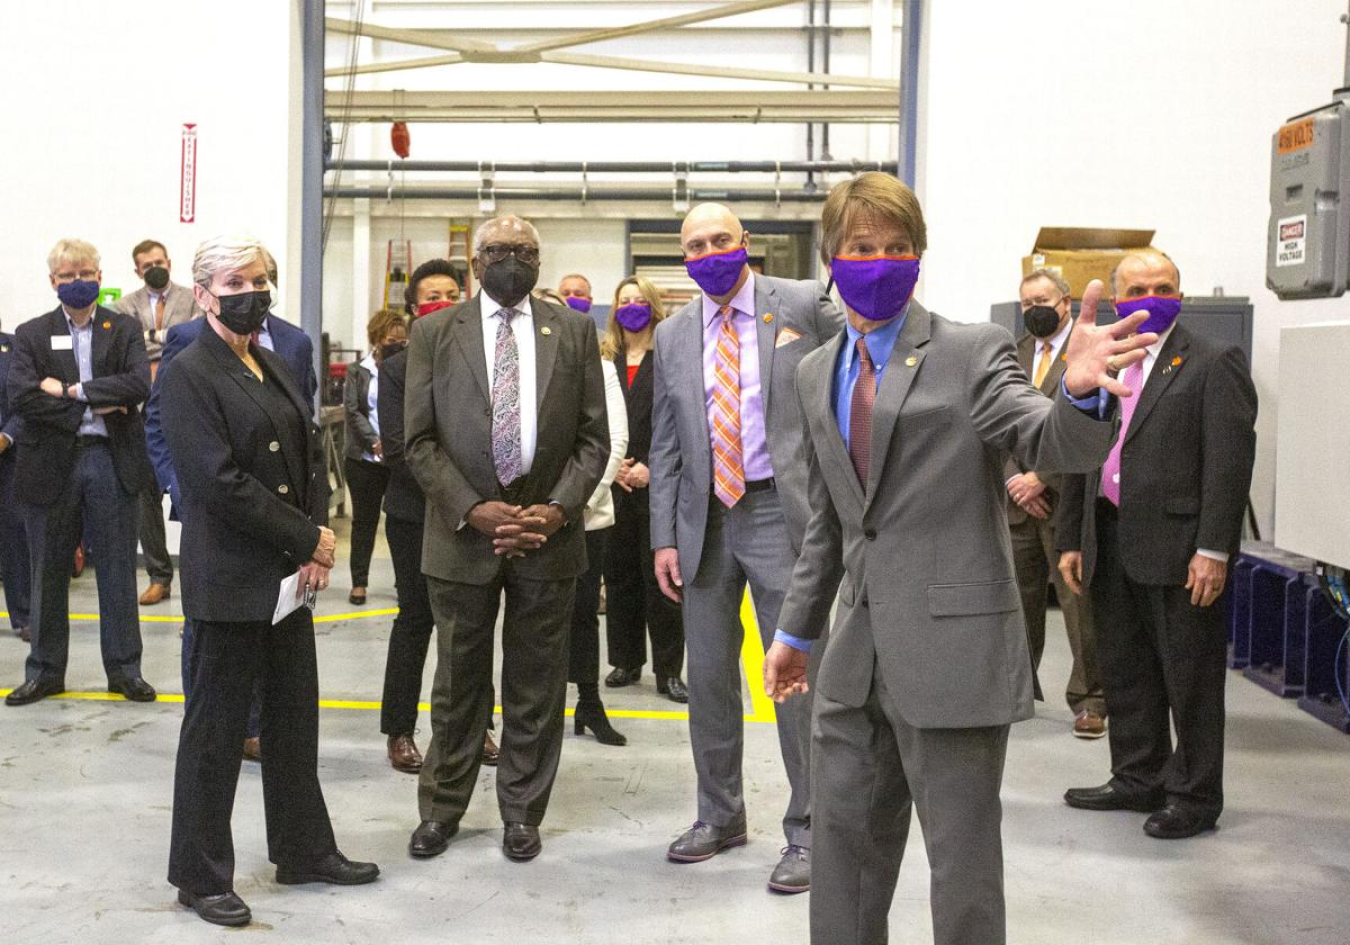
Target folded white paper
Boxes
[273,570,307,626]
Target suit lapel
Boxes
[864,303,932,504]
[752,277,777,418]
[1124,326,1190,444]
[810,330,865,509]
[453,297,491,404]
[1016,333,1035,376]
[1045,331,1070,396]
[91,305,112,376]
[47,309,80,384]
[681,307,712,475]
[534,302,560,413]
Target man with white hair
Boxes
[5,238,156,706]
[403,215,609,862]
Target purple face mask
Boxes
[564,295,592,314]
[685,245,748,298]
[614,302,653,333]
[830,255,920,322]
[1114,295,1181,335]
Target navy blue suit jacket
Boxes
[0,331,23,448]
[146,314,317,511]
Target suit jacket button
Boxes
[864,528,877,540]
[278,484,289,495]
[269,441,280,452]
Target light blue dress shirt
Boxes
[65,309,107,439]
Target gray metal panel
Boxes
[989,297,1254,363]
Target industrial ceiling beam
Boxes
[324,89,899,123]
[511,0,800,55]
[538,51,898,89]
[325,16,496,54]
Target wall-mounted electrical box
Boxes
[1267,97,1350,299]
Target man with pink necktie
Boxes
[1058,250,1257,840]
[649,202,842,893]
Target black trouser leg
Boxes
[344,458,389,588]
[603,499,648,671]
[381,515,435,735]
[569,528,608,688]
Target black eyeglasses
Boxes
[479,243,540,265]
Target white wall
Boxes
[0,2,303,326]
[919,0,1349,534]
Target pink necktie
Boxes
[848,338,875,485]
[1101,359,1144,506]
[710,306,745,507]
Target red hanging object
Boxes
[391,121,411,159]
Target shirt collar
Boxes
[360,352,378,374]
[1145,321,1178,359]
[702,269,756,326]
[480,291,533,323]
[843,303,909,368]
[62,306,94,330]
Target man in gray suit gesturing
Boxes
[403,215,609,863]
[765,173,1157,945]
[649,202,842,893]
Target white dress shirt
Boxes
[1031,317,1074,385]
[479,291,538,476]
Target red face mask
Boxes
[415,299,456,318]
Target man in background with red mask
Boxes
[648,202,842,894]
[1058,251,1256,841]
[764,172,1156,945]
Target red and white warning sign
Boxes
[1276,214,1306,268]
[180,123,198,223]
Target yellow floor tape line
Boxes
[0,592,780,724]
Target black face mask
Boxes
[379,341,407,362]
[481,257,538,308]
[144,266,170,290]
[1023,304,1061,339]
[213,289,271,336]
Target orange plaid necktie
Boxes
[154,295,166,331]
[1032,341,1053,388]
[711,305,745,507]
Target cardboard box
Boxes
[1022,227,1156,298]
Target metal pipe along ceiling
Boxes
[325,160,897,174]
[324,186,831,202]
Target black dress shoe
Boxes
[5,676,65,706]
[503,822,541,861]
[108,676,157,703]
[657,676,689,704]
[605,666,641,688]
[177,889,251,927]
[409,820,457,858]
[1064,782,1164,812]
[1144,805,1218,839]
[276,851,379,885]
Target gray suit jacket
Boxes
[776,304,1117,728]
[114,282,200,361]
[404,294,610,585]
[648,274,843,579]
[343,360,377,461]
[1003,324,1073,526]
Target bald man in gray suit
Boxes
[765,173,1154,945]
[649,203,842,892]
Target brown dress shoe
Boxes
[139,582,171,606]
[243,737,262,762]
[1073,711,1107,739]
[72,544,85,578]
[388,734,423,773]
[481,731,500,767]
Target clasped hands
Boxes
[468,501,565,558]
[39,376,127,415]
[297,526,337,598]
[614,458,650,493]
[1006,471,1050,519]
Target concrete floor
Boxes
[1,526,1348,944]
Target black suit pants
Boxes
[419,568,574,826]
[569,528,608,687]
[344,457,390,588]
[381,514,435,735]
[1092,500,1227,815]
[168,610,337,895]
[604,490,684,677]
